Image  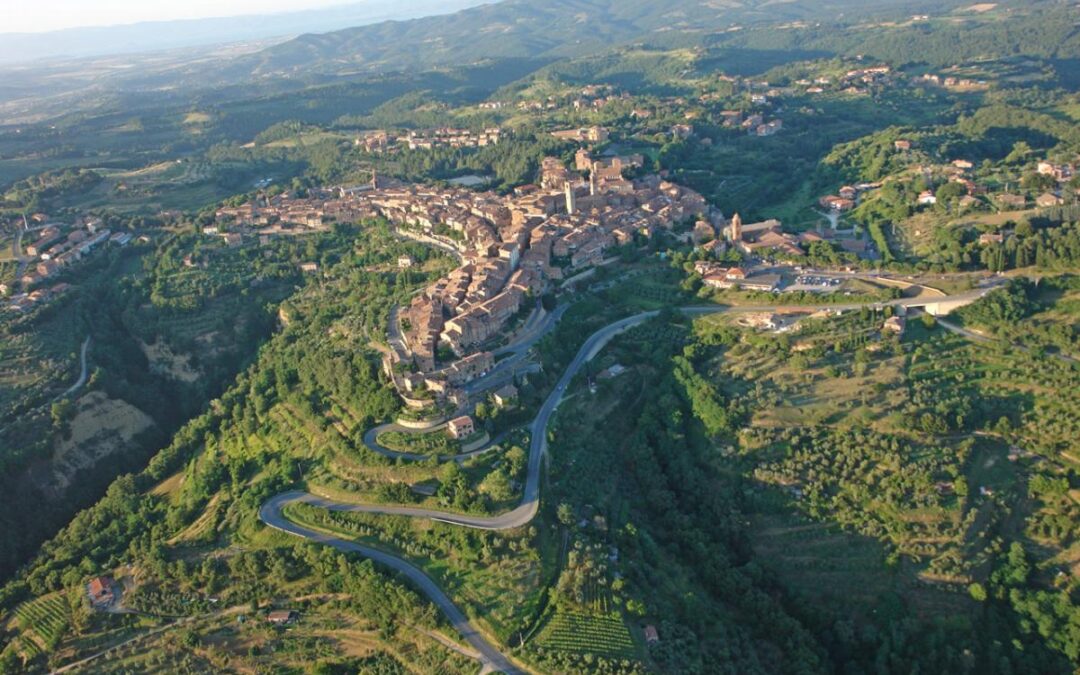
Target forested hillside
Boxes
[238,0,979,77]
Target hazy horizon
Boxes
[0,0,491,65]
[5,0,399,34]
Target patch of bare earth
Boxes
[139,339,201,383]
[38,391,155,495]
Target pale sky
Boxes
[7,0,354,33]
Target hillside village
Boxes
[361,152,711,412]
[212,149,713,418]
[3,217,137,313]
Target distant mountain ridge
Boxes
[0,0,1048,129]
[235,0,979,77]
[0,0,489,65]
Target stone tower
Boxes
[565,182,577,215]
[730,213,743,242]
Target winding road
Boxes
[259,494,523,674]
[57,336,91,401]
[260,306,673,671]
[260,285,1007,673]
[363,423,510,462]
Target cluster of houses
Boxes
[694,207,881,267]
[798,65,896,96]
[1038,160,1076,184]
[212,178,403,231]
[4,218,135,310]
[1032,160,1077,207]
[345,151,712,412]
[827,147,1077,217]
[918,73,989,92]
[693,261,779,293]
[721,213,806,258]
[490,84,629,113]
[550,126,611,144]
[5,281,71,313]
[714,109,783,137]
[818,182,882,213]
[353,127,503,154]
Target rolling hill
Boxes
[233,0,981,77]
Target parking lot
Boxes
[785,275,844,293]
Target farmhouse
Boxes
[994,193,1027,210]
[820,195,855,212]
[883,316,906,335]
[87,576,117,607]
[447,416,475,440]
[266,610,299,625]
[1036,192,1063,208]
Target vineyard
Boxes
[534,610,636,658]
[4,592,71,661]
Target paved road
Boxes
[363,424,510,463]
[260,285,1006,671]
[259,494,523,674]
[57,336,91,401]
[387,304,408,355]
[493,302,564,358]
[393,229,465,263]
[934,314,1078,365]
[463,304,568,397]
[258,307,679,670]
[356,307,672,530]
[13,223,29,290]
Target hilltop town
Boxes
[2,2,1080,674]
[215,148,712,424]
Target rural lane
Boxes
[57,336,92,401]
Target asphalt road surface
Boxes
[259,494,523,674]
[363,423,510,463]
[260,285,1006,672]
